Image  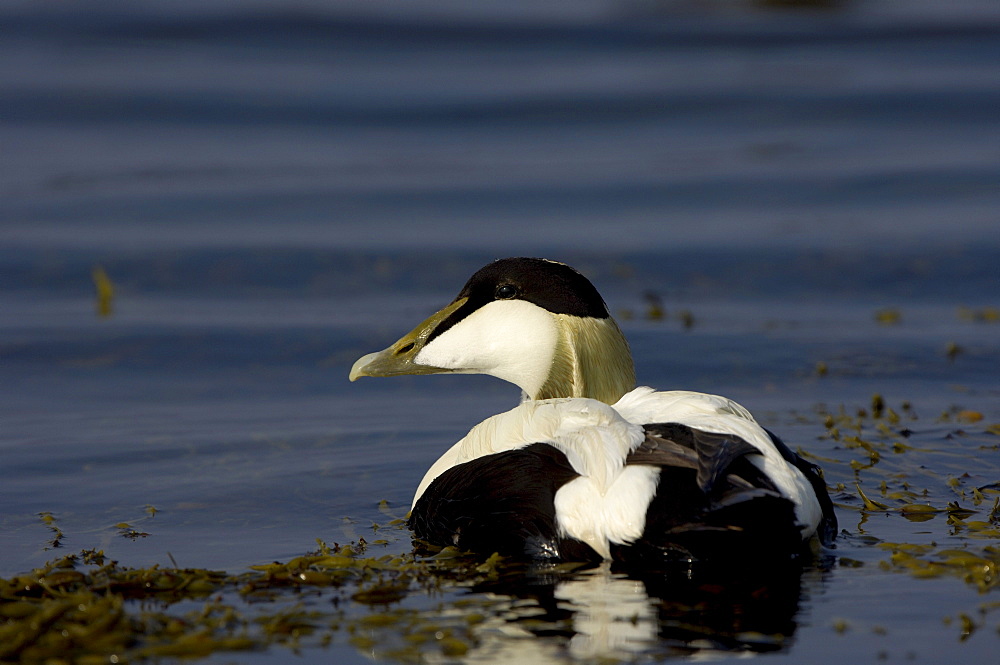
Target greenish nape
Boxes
[534,316,636,404]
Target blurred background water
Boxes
[1,1,999,662]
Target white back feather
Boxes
[411,398,644,507]
[412,387,824,550]
[614,387,823,537]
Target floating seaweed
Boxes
[0,533,506,663]
[3,396,998,663]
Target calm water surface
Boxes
[2,1,999,663]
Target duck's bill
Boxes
[348,297,466,381]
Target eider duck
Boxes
[350,257,836,565]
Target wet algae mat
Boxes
[3,396,998,664]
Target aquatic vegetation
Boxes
[876,543,999,593]
[91,266,115,318]
[957,307,1000,324]
[36,513,64,551]
[811,395,1000,597]
[874,308,902,326]
[617,289,696,331]
[0,535,512,663]
[3,395,998,663]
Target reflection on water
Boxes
[455,557,825,662]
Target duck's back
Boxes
[409,389,836,564]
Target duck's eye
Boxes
[495,284,518,299]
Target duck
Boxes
[350,257,836,565]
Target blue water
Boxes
[2,1,999,662]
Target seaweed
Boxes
[0,529,519,663]
[4,396,998,663]
[813,395,1000,596]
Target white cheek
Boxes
[415,300,558,395]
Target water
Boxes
[2,1,999,662]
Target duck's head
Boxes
[349,257,636,404]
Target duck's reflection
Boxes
[462,558,827,662]
[555,567,659,659]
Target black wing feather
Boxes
[764,428,838,547]
[618,422,804,566]
[635,423,777,496]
